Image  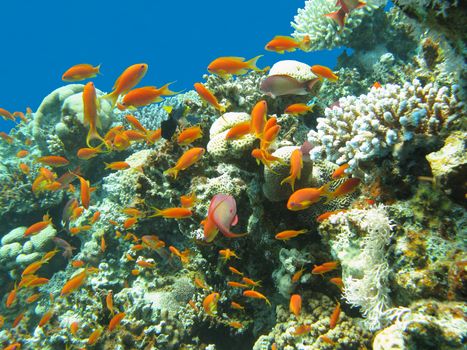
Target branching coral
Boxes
[291,0,387,51]
[307,79,463,176]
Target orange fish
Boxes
[284,103,314,116]
[122,129,147,142]
[225,121,251,140]
[177,125,203,146]
[0,107,14,121]
[38,309,54,327]
[136,260,156,268]
[71,260,85,268]
[125,114,147,133]
[22,260,46,276]
[119,83,178,109]
[108,312,125,331]
[70,321,79,335]
[293,324,311,336]
[4,343,21,350]
[229,321,243,329]
[169,246,190,264]
[60,270,88,296]
[373,81,382,89]
[104,63,148,106]
[242,277,261,288]
[24,277,50,288]
[146,128,162,144]
[188,300,199,312]
[208,55,263,77]
[87,327,103,345]
[265,35,311,53]
[243,290,271,306]
[12,313,24,328]
[331,163,349,179]
[316,209,347,223]
[310,65,338,82]
[250,100,267,138]
[123,217,138,229]
[150,207,192,219]
[164,147,205,179]
[329,301,341,329]
[141,235,164,249]
[6,287,17,308]
[16,150,29,158]
[131,244,145,251]
[90,211,101,224]
[36,155,69,167]
[180,192,197,208]
[105,161,130,171]
[329,277,344,289]
[251,148,283,169]
[131,269,140,276]
[0,131,14,143]
[101,236,106,252]
[194,276,209,290]
[328,178,360,200]
[260,124,281,150]
[122,207,143,217]
[320,335,337,345]
[231,301,244,310]
[287,184,331,211]
[203,292,220,316]
[62,63,101,82]
[228,266,243,276]
[83,81,104,147]
[19,163,30,174]
[292,267,306,283]
[275,229,307,240]
[26,293,41,303]
[280,149,303,191]
[289,294,302,317]
[219,249,239,262]
[193,83,226,112]
[76,175,91,209]
[24,215,53,236]
[77,147,102,160]
[312,261,339,275]
[227,281,248,289]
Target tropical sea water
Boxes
[0,0,465,349]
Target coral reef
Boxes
[307,79,463,177]
[291,0,387,51]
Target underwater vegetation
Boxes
[0,1,466,349]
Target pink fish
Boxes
[324,0,366,28]
[202,194,247,242]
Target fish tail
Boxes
[163,167,179,179]
[102,90,119,107]
[320,182,335,204]
[299,35,311,51]
[159,82,180,96]
[265,297,271,307]
[280,175,296,192]
[246,55,263,72]
[86,126,105,148]
[96,63,103,75]
[148,207,162,218]
[324,10,346,28]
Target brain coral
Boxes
[307,79,463,176]
[206,112,256,160]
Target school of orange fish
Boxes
[0,23,369,349]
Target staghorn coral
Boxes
[308,79,464,177]
[291,0,387,51]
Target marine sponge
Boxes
[206,112,256,161]
[307,79,464,176]
[291,0,387,51]
[321,205,394,330]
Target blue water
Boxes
[0,0,342,133]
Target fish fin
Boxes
[148,207,162,218]
[116,103,127,111]
[323,10,346,28]
[321,182,335,204]
[222,231,248,239]
[163,167,179,179]
[246,55,263,72]
[163,106,173,114]
[102,90,119,107]
[306,78,321,93]
[299,35,311,51]
[280,175,295,192]
[86,127,105,148]
[96,64,102,75]
[231,215,238,226]
[158,82,181,96]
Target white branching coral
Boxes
[325,206,394,330]
[291,0,386,51]
[307,79,463,175]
